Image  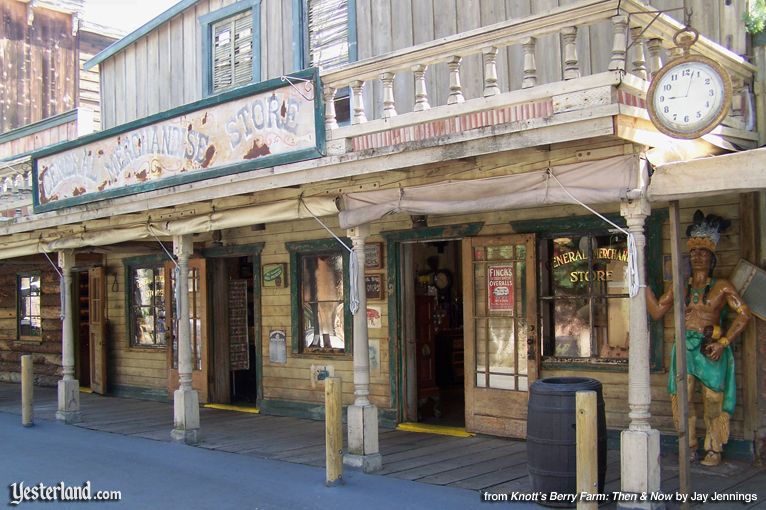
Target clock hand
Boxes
[683,71,695,98]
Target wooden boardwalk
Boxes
[1,382,765,508]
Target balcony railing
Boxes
[321,0,756,144]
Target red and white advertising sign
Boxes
[487,265,515,311]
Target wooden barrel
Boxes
[527,377,606,507]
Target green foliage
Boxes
[744,0,766,34]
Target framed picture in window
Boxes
[364,243,383,269]
[365,274,385,300]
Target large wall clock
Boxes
[646,53,732,140]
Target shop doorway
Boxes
[207,255,259,405]
[402,240,464,427]
[75,267,107,394]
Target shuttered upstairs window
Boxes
[212,11,254,93]
[305,0,353,123]
[307,0,350,71]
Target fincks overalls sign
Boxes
[32,68,324,212]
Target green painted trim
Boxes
[380,222,485,242]
[0,110,78,145]
[605,429,754,460]
[382,222,485,421]
[286,237,352,354]
[123,255,167,350]
[32,68,322,212]
[109,384,170,402]
[200,0,262,97]
[510,213,626,233]
[645,209,668,372]
[84,0,200,70]
[386,237,400,417]
[199,243,264,258]
[259,398,397,428]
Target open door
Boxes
[89,267,107,394]
[462,234,538,438]
[166,258,209,403]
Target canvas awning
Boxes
[0,196,338,260]
[339,155,638,229]
[647,147,766,202]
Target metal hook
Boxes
[280,74,315,101]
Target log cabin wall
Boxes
[0,1,77,133]
[96,0,749,130]
[0,259,64,386]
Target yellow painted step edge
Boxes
[396,422,475,437]
[203,403,260,414]
[79,387,93,394]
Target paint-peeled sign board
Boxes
[32,69,324,212]
[487,265,514,312]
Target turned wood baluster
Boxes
[630,27,648,80]
[647,38,663,80]
[522,37,537,89]
[608,15,628,71]
[380,72,398,118]
[482,47,500,97]
[324,86,338,131]
[350,80,367,124]
[447,56,465,104]
[562,27,580,80]
[412,64,431,111]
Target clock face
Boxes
[647,55,731,139]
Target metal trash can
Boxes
[527,377,606,507]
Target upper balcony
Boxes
[321,0,757,158]
[0,0,757,235]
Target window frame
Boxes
[286,238,352,356]
[510,211,665,371]
[294,0,357,125]
[200,0,262,97]
[16,272,42,342]
[124,255,168,350]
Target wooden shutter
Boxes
[212,11,254,93]
[307,0,349,70]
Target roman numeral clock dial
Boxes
[646,54,732,140]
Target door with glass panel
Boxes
[462,235,537,438]
[166,258,209,403]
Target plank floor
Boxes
[1,382,765,508]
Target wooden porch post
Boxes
[170,234,200,444]
[344,225,382,472]
[619,196,662,508]
[56,249,81,424]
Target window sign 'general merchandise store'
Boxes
[487,265,514,311]
[32,69,324,212]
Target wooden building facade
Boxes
[0,0,764,482]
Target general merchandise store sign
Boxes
[32,69,324,212]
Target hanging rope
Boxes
[300,196,360,315]
[148,224,178,269]
[545,169,640,298]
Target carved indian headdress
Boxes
[686,209,731,253]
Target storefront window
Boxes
[539,233,630,359]
[287,239,352,355]
[129,265,167,348]
[17,273,41,339]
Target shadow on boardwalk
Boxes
[1,382,764,508]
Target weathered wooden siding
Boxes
[103,252,168,395]
[0,1,77,133]
[0,260,63,386]
[99,0,747,129]
[78,31,115,132]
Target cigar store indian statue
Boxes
[646,210,751,467]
